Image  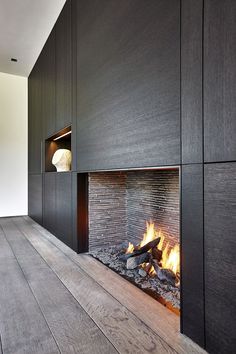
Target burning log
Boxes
[120,237,161,262]
[152,247,162,262]
[126,252,150,270]
[153,263,176,286]
[136,237,161,255]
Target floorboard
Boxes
[27,217,207,354]
[16,217,177,354]
[0,218,117,354]
[0,216,207,354]
[0,221,59,354]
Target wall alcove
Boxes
[45,126,72,172]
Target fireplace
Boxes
[86,168,180,314]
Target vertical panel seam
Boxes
[202,0,206,349]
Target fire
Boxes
[125,220,180,277]
[161,243,180,274]
[126,242,134,254]
[139,221,158,248]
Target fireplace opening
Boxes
[87,168,180,314]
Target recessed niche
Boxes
[45,126,71,172]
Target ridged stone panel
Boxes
[126,170,179,247]
[88,172,127,250]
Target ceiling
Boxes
[0,0,66,77]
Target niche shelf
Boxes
[45,126,72,172]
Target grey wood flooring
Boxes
[0,217,207,354]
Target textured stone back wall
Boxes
[126,170,179,247]
[89,169,179,250]
[88,172,127,250]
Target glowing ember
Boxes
[125,221,180,279]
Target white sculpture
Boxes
[52,149,72,172]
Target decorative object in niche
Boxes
[52,149,72,172]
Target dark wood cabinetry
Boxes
[204,0,236,163]
[28,174,43,225]
[76,0,180,171]
[56,173,73,248]
[181,0,203,164]
[28,1,236,351]
[41,31,56,138]
[43,173,56,233]
[28,62,42,174]
[204,163,236,353]
[43,172,74,250]
[55,0,72,132]
[29,0,76,251]
[181,164,204,347]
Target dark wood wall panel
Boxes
[28,62,42,174]
[204,163,236,353]
[181,164,204,347]
[204,0,236,162]
[56,173,73,248]
[76,0,180,171]
[28,174,43,225]
[71,0,77,172]
[43,173,56,233]
[55,0,72,132]
[181,0,203,164]
[41,31,56,138]
[28,2,236,351]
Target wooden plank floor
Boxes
[0,217,207,354]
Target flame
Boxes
[161,243,180,274]
[125,221,180,277]
[149,265,156,276]
[126,242,134,254]
[140,221,157,248]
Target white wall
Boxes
[0,72,27,217]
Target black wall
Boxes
[28,0,236,352]
[76,0,180,171]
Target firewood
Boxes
[137,237,161,255]
[126,237,161,259]
[119,237,161,262]
[152,247,162,262]
[126,252,150,270]
[153,263,176,286]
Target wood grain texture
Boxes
[0,220,59,354]
[181,0,203,164]
[41,30,56,139]
[4,217,117,354]
[204,0,236,162]
[76,0,180,171]
[43,173,56,234]
[28,174,43,225]
[19,216,177,354]
[28,60,42,174]
[56,172,73,248]
[55,0,72,132]
[181,164,205,347]
[71,0,77,172]
[28,216,207,354]
[204,163,236,353]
